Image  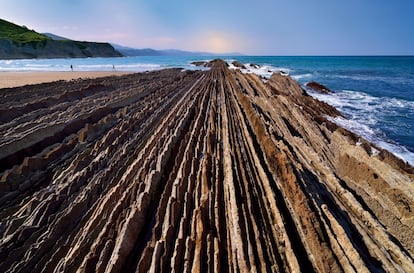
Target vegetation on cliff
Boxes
[0,18,122,59]
[0,18,49,44]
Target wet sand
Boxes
[0,71,132,89]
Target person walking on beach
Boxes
[70,64,73,72]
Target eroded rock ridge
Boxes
[1,60,413,273]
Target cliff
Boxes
[0,18,122,59]
[0,60,413,272]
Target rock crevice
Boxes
[0,60,413,273]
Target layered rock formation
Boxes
[0,60,413,273]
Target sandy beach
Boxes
[0,71,132,89]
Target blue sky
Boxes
[1,0,413,55]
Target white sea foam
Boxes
[326,116,414,165]
[227,60,291,79]
[0,63,165,72]
[25,64,51,67]
[77,63,164,71]
[309,89,414,165]
[336,117,414,164]
[227,62,238,70]
[291,73,313,80]
[311,89,414,115]
[333,75,384,81]
[0,60,15,65]
[0,57,212,72]
[0,65,57,71]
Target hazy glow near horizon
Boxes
[1,0,413,55]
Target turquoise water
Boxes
[1,56,413,164]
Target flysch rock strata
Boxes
[0,60,413,273]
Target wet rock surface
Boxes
[1,60,413,273]
[190,61,207,67]
[231,61,246,69]
[306,81,333,94]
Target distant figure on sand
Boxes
[70,64,73,72]
[112,64,115,70]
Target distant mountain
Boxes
[111,44,163,56]
[0,18,122,59]
[111,43,243,57]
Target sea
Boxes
[1,56,413,165]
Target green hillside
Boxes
[0,18,122,59]
[0,19,50,44]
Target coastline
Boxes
[0,60,413,272]
[0,71,133,89]
[1,56,413,165]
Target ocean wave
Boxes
[313,89,414,113]
[0,62,166,72]
[309,89,414,165]
[330,74,414,85]
[0,66,61,72]
[0,57,210,72]
[0,60,15,65]
[332,75,384,81]
[327,116,414,165]
[291,73,313,80]
[76,63,164,71]
[25,64,53,67]
[227,60,291,79]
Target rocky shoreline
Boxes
[0,60,413,272]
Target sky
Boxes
[1,0,413,55]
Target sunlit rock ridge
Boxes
[0,60,413,273]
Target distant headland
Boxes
[0,18,122,59]
[0,18,242,60]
